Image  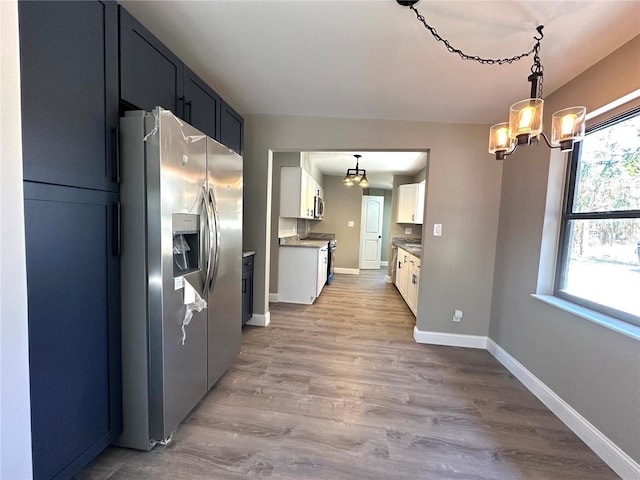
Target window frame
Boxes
[554,106,640,326]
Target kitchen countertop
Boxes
[392,238,422,259]
[242,250,256,258]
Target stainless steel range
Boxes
[327,239,336,284]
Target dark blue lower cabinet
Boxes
[23,182,121,480]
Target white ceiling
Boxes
[119,1,639,184]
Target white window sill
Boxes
[531,294,640,342]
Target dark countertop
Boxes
[279,239,329,248]
[242,250,256,258]
[305,232,336,240]
[392,237,422,259]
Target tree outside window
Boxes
[555,108,640,324]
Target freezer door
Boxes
[206,137,242,389]
[147,109,209,441]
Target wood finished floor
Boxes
[77,270,618,480]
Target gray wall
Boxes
[413,167,427,184]
[310,175,362,269]
[1,1,34,476]
[489,35,640,462]
[243,115,503,342]
[269,152,304,294]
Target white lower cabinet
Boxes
[406,256,420,316]
[395,247,420,316]
[395,248,410,298]
[279,245,328,304]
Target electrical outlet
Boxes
[347,220,355,227]
[404,227,412,235]
[452,309,463,322]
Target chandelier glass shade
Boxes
[343,154,369,187]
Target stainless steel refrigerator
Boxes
[117,108,242,450]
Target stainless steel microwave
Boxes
[313,195,324,219]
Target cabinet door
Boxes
[119,6,183,115]
[19,0,119,192]
[24,182,121,480]
[220,99,244,155]
[184,67,220,139]
[406,257,420,315]
[302,171,314,219]
[280,167,307,218]
[395,248,408,297]
[415,182,425,225]
[316,248,328,297]
[397,185,414,223]
[242,256,254,325]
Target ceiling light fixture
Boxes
[343,154,369,188]
[396,0,586,160]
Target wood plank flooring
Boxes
[76,270,618,479]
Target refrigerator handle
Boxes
[202,187,214,291]
[208,187,221,292]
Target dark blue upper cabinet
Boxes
[220,100,244,155]
[118,6,243,151]
[183,67,220,139]
[19,1,119,192]
[119,6,183,115]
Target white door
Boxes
[359,195,384,269]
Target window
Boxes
[555,107,640,326]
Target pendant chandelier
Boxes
[396,0,586,160]
[343,154,369,187]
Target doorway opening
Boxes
[269,150,428,306]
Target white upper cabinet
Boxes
[397,181,425,224]
[280,166,318,219]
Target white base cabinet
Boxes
[395,247,420,316]
[278,245,328,304]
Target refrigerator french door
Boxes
[117,109,241,450]
[206,138,242,388]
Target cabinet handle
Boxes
[112,202,121,257]
[242,278,246,294]
[178,96,185,118]
[186,100,192,123]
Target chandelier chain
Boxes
[530,38,544,98]
[408,4,542,67]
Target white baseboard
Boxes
[413,326,487,349]
[380,261,389,267]
[334,267,359,275]
[268,293,279,303]
[245,311,270,327]
[486,338,640,480]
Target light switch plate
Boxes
[404,227,412,235]
[433,224,442,236]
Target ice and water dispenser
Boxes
[172,213,200,277]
